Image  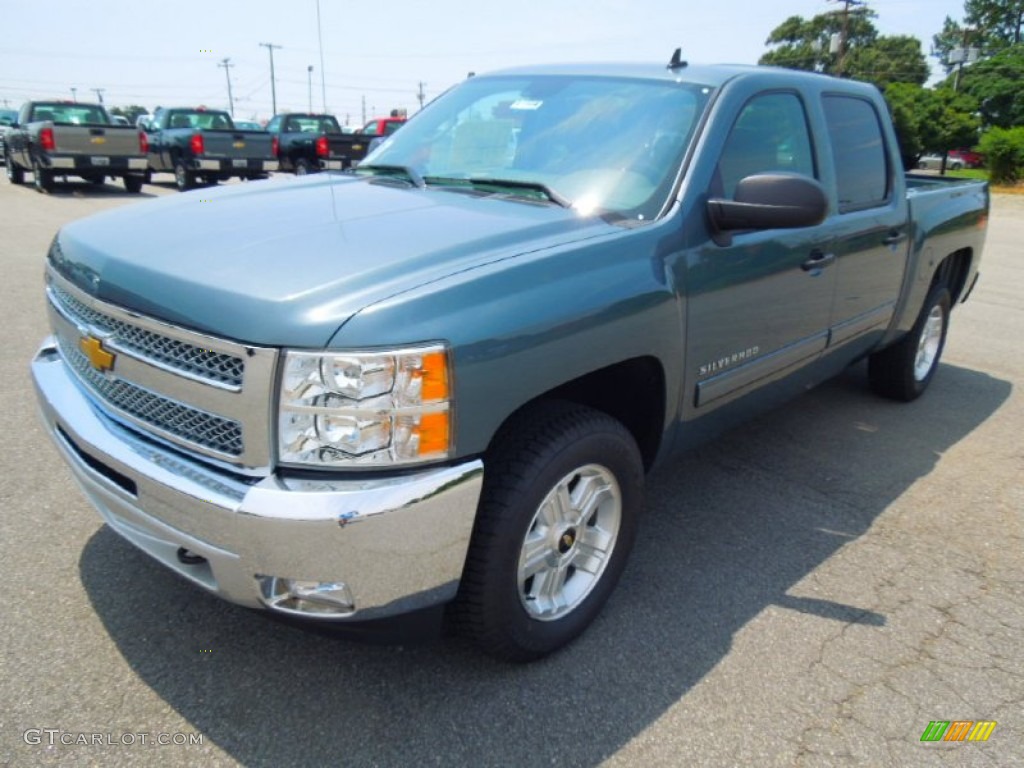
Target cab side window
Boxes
[716,92,815,199]
[822,95,888,212]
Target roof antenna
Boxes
[667,48,687,70]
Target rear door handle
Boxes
[801,250,835,272]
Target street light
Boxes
[308,66,313,112]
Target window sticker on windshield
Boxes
[510,99,543,111]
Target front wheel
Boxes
[869,283,951,401]
[453,401,643,662]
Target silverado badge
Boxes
[79,335,115,373]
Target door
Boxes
[821,95,909,349]
[683,91,837,412]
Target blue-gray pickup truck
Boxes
[31,59,988,661]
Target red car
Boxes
[948,148,984,168]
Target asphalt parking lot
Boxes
[1,175,1020,767]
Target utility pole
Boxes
[417,81,426,110]
[219,58,235,116]
[307,66,314,112]
[259,42,282,115]
[316,0,327,112]
[361,95,366,126]
[70,87,78,102]
[92,88,105,104]
[830,0,866,76]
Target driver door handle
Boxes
[801,250,836,272]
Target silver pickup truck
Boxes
[5,101,147,193]
[32,61,988,661]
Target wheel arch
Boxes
[484,356,667,472]
[932,247,973,305]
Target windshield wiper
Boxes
[423,176,571,208]
[350,164,425,188]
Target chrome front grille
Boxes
[51,284,244,388]
[59,335,244,456]
[45,267,278,473]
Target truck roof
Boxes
[482,62,874,94]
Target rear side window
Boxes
[823,96,888,212]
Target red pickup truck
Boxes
[361,115,406,138]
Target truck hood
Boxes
[52,174,618,347]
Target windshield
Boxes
[363,74,710,220]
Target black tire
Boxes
[123,174,143,193]
[32,157,54,193]
[143,169,153,185]
[6,153,23,184]
[869,283,951,401]
[88,175,105,186]
[173,160,194,192]
[294,158,312,176]
[453,401,644,662]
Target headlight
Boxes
[278,344,452,467]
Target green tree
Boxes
[933,1,1024,72]
[845,36,930,88]
[954,46,1024,127]
[884,83,980,168]
[760,10,878,75]
[109,105,149,124]
[760,11,929,87]
[977,125,1024,181]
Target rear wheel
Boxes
[173,161,194,192]
[294,158,312,175]
[123,174,143,193]
[5,153,23,184]
[869,283,951,401]
[88,175,105,186]
[453,401,643,662]
[32,157,54,193]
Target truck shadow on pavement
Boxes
[12,181,159,199]
[78,361,1010,768]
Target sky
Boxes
[0,0,969,125]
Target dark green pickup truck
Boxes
[141,107,279,191]
[32,59,988,661]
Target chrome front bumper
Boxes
[32,337,483,620]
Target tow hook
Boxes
[177,547,207,566]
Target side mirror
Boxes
[708,173,828,232]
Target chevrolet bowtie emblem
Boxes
[80,335,115,372]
